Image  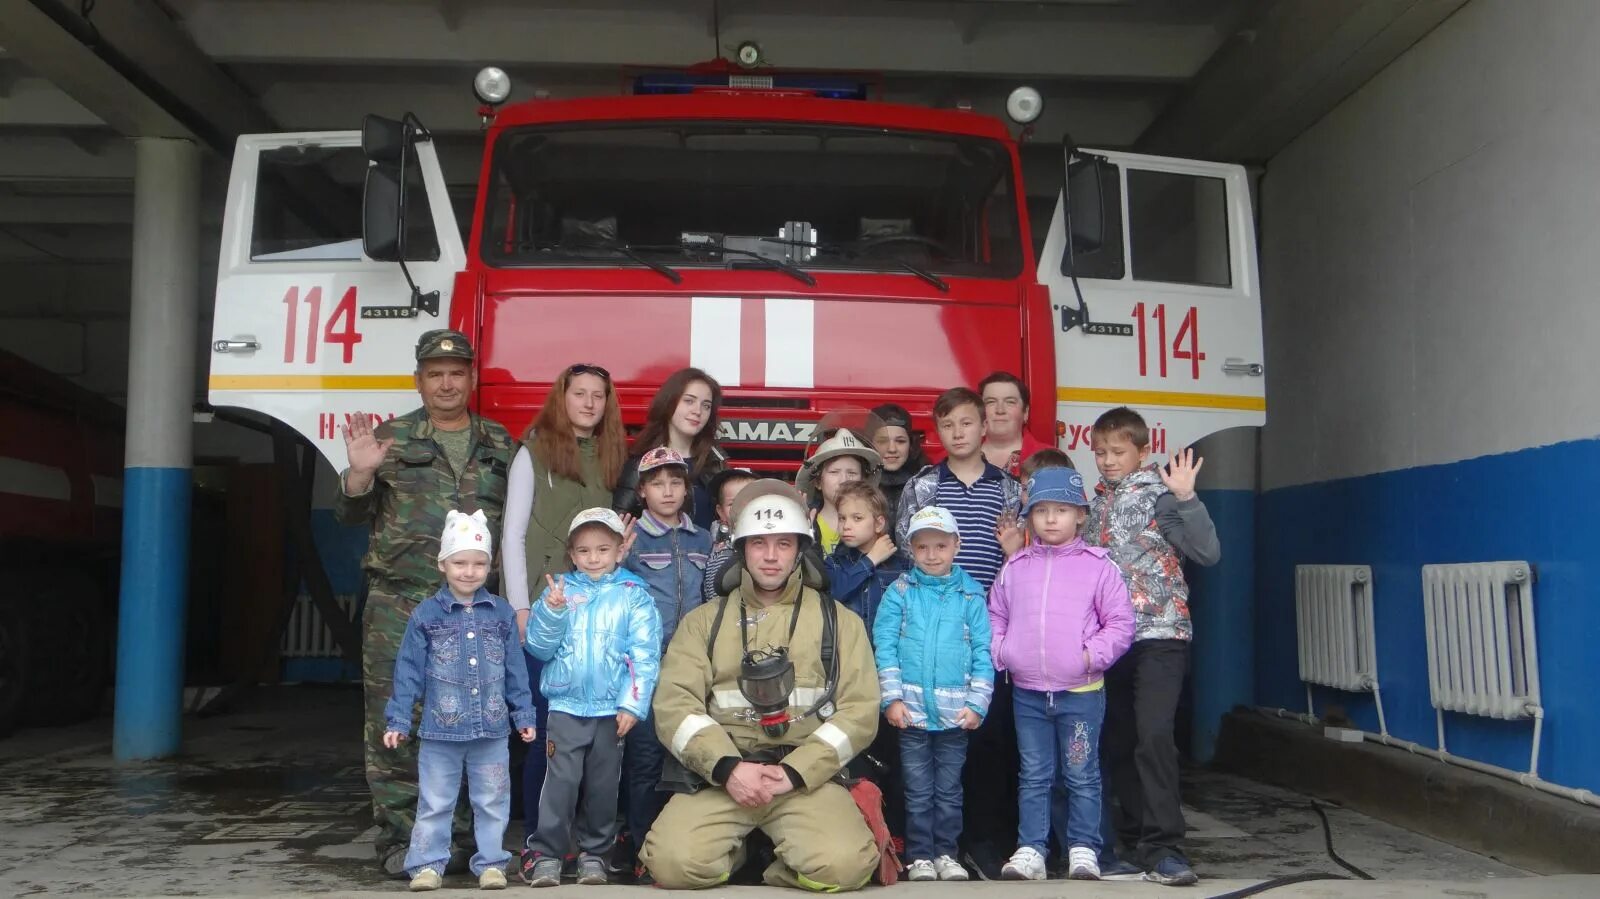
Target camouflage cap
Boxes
[415,329,474,362]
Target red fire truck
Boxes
[0,349,121,735]
[208,65,1263,474]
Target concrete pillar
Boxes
[114,137,200,761]
[1187,424,1257,763]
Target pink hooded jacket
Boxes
[988,538,1135,692]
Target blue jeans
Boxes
[407,737,513,877]
[623,713,666,855]
[899,727,969,861]
[1015,687,1105,854]
[1052,767,1121,864]
[520,649,549,846]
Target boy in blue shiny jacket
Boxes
[874,506,995,883]
[384,510,537,892]
[523,508,662,888]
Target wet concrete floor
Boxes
[0,686,1575,897]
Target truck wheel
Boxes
[0,597,26,738]
[23,573,110,726]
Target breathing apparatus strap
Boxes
[705,585,838,720]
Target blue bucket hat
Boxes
[1024,468,1089,512]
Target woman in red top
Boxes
[979,371,1050,476]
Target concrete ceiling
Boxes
[0,0,1467,268]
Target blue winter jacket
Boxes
[872,564,995,731]
[824,543,911,643]
[624,510,713,651]
[526,566,662,719]
[385,586,536,741]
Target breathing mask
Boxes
[738,646,797,737]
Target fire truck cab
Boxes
[208,69,1264,473]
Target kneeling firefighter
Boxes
[640,480,883,891]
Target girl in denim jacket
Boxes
[384,510,537,892]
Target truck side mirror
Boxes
[363,162,403,262]
[362,114,407,164]
[1065,150,1106,253]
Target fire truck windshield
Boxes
[481,122,1023,279]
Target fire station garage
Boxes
[0,0,1597,895]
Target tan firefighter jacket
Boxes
[653,566,879,791]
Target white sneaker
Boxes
[934,856,968,881]
[906,859,937,882]
[1068,847,1101,880]
[409,868,442,892]
[1001,846,1047,881]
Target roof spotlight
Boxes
[1006,86,1043,125]
[474,66,512,106]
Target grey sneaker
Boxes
[409,868,443,892]
[576,854,609,885]
[479,867,507,890]
[526,856,563,888]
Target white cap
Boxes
[439,509,493,560]
[568,507,626,537]
[905,506,960,540]
[730,479,812,545]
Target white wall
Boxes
[1259,0,1600,491]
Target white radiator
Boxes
[1421,562,1543,772]
[280,594,359,658]
[1295,565,1387,734]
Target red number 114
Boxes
[1131,303,1205,380]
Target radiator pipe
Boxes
[1254,707,1600,808]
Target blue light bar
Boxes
[632,72,868,100]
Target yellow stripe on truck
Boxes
[1058,387,1266,412]
[209,374,416,391]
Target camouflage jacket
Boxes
[334,408,515,599]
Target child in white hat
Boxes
[383,510,537,892]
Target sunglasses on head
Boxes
[567,363,611,381]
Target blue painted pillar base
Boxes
[113,467,192,760]
[1189,488,1257,763]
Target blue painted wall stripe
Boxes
[113,466,192,761]
[1255,438,1600,793]
[1189,488,1257,763]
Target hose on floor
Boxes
[1205,800,1374,898]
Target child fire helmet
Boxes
[906,505,960,539]
[439,509,493,560]
[730,479,813,546]
[568,507,627,537]
[637,445,689,475]
[796,429,882,495]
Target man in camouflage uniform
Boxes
[335,329,515,875]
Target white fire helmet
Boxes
[730,479,813,547]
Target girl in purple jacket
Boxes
[988,468,1134,882]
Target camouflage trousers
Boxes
[363,589,474,863]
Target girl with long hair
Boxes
[611,367,726,528]
[500,362,629,882]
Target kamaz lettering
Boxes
[717,420,817,445]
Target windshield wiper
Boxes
[531,240,682,284]
[756,237,949,292]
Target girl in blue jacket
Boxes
[523,508,662,887]
[873,506,995,883]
